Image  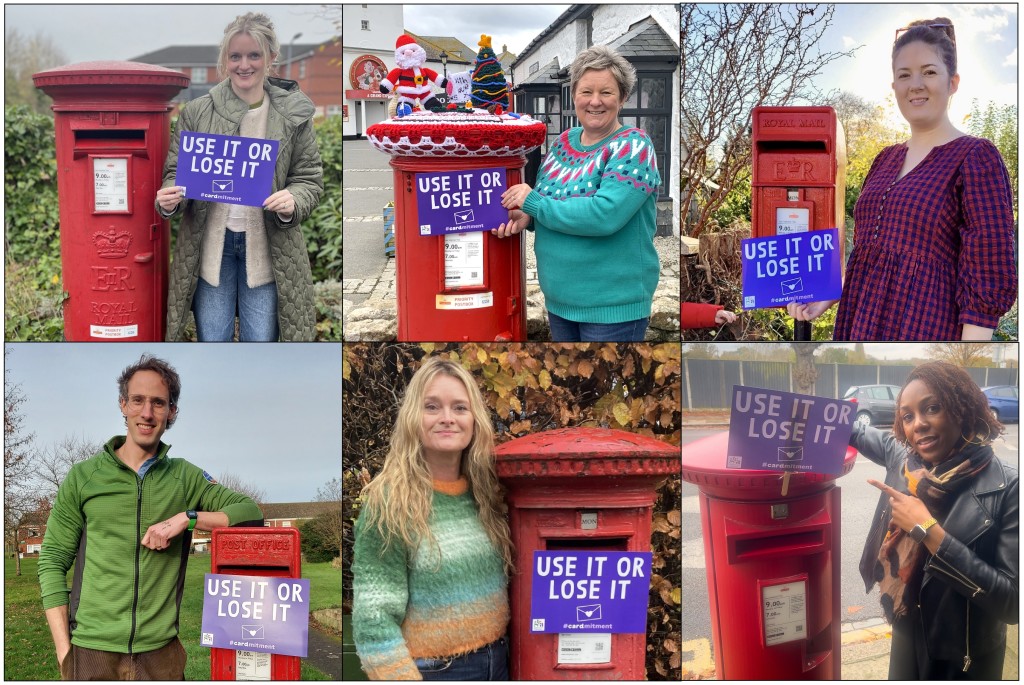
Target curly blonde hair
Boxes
[359,356,514,573]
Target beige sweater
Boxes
[199,97,274,288]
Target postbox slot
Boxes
[213,566,291,576]
[731,529,824,561]
[74,129,147,152]
[755,140,828,152]
[546,537,628,552]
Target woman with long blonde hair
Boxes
[352,356,513,681]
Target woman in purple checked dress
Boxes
[789,19,1016,341]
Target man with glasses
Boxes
[38,355,263,680]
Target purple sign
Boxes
[415,167,508,236]
[727,385,855,474]
[741,228,842,310]
[175,131,279,207]
[200,573,309,657]
[530,551,652,634]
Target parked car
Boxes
[982,385,1018,423]
[842,384,902,428]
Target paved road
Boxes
[306,625,343,679]
[679,424,1019,676]
[343,139,394,305]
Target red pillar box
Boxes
[495,427,680,680]
[32,62,189,341]
[751,106,847,242]
[205,528,306,680]
[367,111,546,341]
[682,424,858,680]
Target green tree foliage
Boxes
[301,514,339,564]
[343,343,682,679]
[304,114,343,282]
[966,99,1018,215]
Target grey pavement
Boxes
[305,623,343,679]
[343,139,393,307]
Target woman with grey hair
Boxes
[157,12,324,342]
[494,44,662,342]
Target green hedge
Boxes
[3,105,343,341]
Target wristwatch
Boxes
[909,517,937,543]
[186,510,198,531]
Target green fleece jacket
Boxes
[38,437,263,654]
[160,77,324,341]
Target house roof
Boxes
[607,17,679,60]
[129,39,334,67]
[261,501,339,521]
[512,4,595,68]
[404,32,473,66]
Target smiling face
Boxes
[892,40,959,130]
[226,32,270,102]
[898,379,961,464]
[418,374,474,466]
[119,370,176,455]
[574,68,623,142]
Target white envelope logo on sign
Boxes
[453,209,475,224]
[576,604,602,622]
[778,446,803,462]
[241,625,264,639]
[212,179,233,193]
[781,278,804,295]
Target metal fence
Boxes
[683,359,1019,409]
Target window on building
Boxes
[361,20,369,30]
[299,60,306,79]
[620,72,672,201]
[191,67,208,85]
[28,528,38,537]
[27,544,41,554]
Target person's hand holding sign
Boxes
[263,189,296,221]
[157,186,185,213]
[491,209,531,238]
[868,479,945,553]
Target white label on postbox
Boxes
[235,650,271,681]
[557,633,611,664]
[762,580,807,646]
[581,512,598,530]
[93,158,129,212]
[444,232,485,288]
[90,324,138,339]
[435,291,493,310]
[775,207,810,234]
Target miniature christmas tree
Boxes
[470,35,509,113]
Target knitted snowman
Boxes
[379,34,447,117]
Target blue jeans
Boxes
[547,311,649,342]
[192,231,278,342]
[415,637,508,681]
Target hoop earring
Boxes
[961,419,995,446]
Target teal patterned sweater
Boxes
[523,125,662,324]
[352,478,509,680]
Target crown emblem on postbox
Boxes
[92,229,133,259]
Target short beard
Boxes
[395,45,426,70]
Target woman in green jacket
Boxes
[157,12,323,341]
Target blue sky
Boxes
[5,344,341,503]
[820,4,1017,127]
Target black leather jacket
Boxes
[851,425,1018,670]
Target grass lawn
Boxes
[6,554,340,680]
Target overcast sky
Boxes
[4,4,338,64]
[819,4,1017,127]
[403,4,569,57]
[6,344,341,503]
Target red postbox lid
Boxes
[681,430,857,500]
[495,427,680,480]
[33,61,189,105]
[367,110,547,157]
[210,527,301,575]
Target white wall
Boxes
[342,5,404,137]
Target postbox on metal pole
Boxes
[682,432,858,679]
[209,527,302,680]
[367,111,546,341]
[750,106,846,340]
[32,61,189,341]
[495,427,680,680]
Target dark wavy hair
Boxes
[893,17,957,76]
[117,355,181,428]
[893,360,1002,448]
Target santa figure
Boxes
[379,35,447,117]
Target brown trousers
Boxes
[59,637,186,681]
